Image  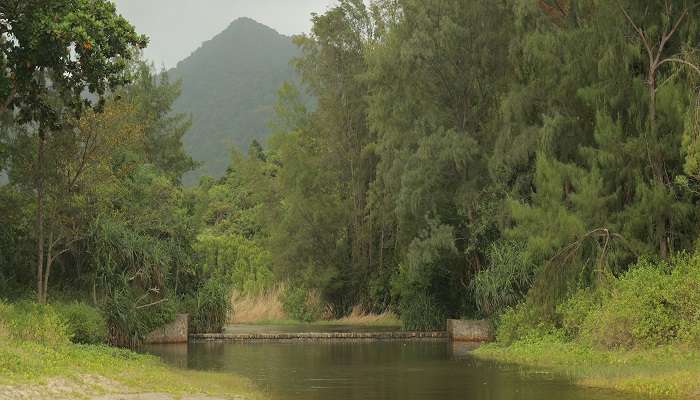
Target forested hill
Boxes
[169,17,297,185]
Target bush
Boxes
[552,255,700,349]
[0,301,71,347]
[495,301,557,344]
[55,302,107,344]
[101,288,177,347]
[189,279,231,333]
[580,259,677,349]
[557,287,605,339]
[472,241,536,316]
[194,232,274,295]
[398,291,446,331]
[281,285,322,323]
[678,320,700,347]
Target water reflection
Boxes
[144,340,635,400]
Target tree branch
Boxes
[135,298,168,310]
[658,57,700,76]
[653,6,689,69]
[618,2,654,68]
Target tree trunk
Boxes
[36,129,46,303]
[42,231,54,304]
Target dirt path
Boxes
[0,375,241,400]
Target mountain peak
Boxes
[169,17,299,185]
[219,17,287,39]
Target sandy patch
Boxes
[0,375,238,400]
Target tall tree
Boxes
[0,0,146,302]
[366,0,514,322]
[503,0,700,313]
[272,0,380,312]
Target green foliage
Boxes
[124,63,197,180]
[472,241,536,316]
[556,288,604,339]
[0,0,147,126]
[188,279,231,333]
[548,254,700,349]
[101,287,177,347]
[4,0,700,343]
[0,301,71,347]
[280,285,322,323]
[397,291,446,332]
[577,256,700,349]
[55,302,107,345]
[392,223,458,330]
[194,231,273,295]
[494,302,557,345]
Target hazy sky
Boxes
[112,0,336,69]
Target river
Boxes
[144,339,637,400]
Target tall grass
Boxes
[229,285,400,326]
[331,305,400,326]
[229,286,286,323]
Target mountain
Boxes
[169,17,298,184]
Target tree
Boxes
[500,0,700,315]
[0,0,146,303]
[271,0,380,313]
[617,0,700,258]
[125,63,197,181]
[366,0,514,321]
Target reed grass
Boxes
[229,286,286,323]
[229,287,400,326]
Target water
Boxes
[144,340,634,400]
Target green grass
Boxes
[0,338,265,399]
[473,335,700,399]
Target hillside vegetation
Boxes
[169,17,299,184]
[3,3,700,398]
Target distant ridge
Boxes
[169,17,298,184]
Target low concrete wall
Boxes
[190,331,448,342]
[447,319,494,342]
[144,314,189,344]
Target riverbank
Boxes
[0,339,264,400]
[473,335,700,399]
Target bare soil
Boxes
[0,375,241,400]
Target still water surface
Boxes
[144,340,635,400]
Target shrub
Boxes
[554,255,700,349]
[281,285,322,323]
[557,287,605,338]
[495,301,557,345]
[55,302,107,344]
[398,291,446,331]
[472,241,536,316]
[189,279,231,333]
[101,288,177,347]
[0,301,71,347]
[391,223,462,331]
[581,259,677,349]
[194,232,274,295]
[678,320,700,347]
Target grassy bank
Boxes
[0,301,263,399]
[471,255,700,399]
[473,335,700,399]
[0,338,264,399]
